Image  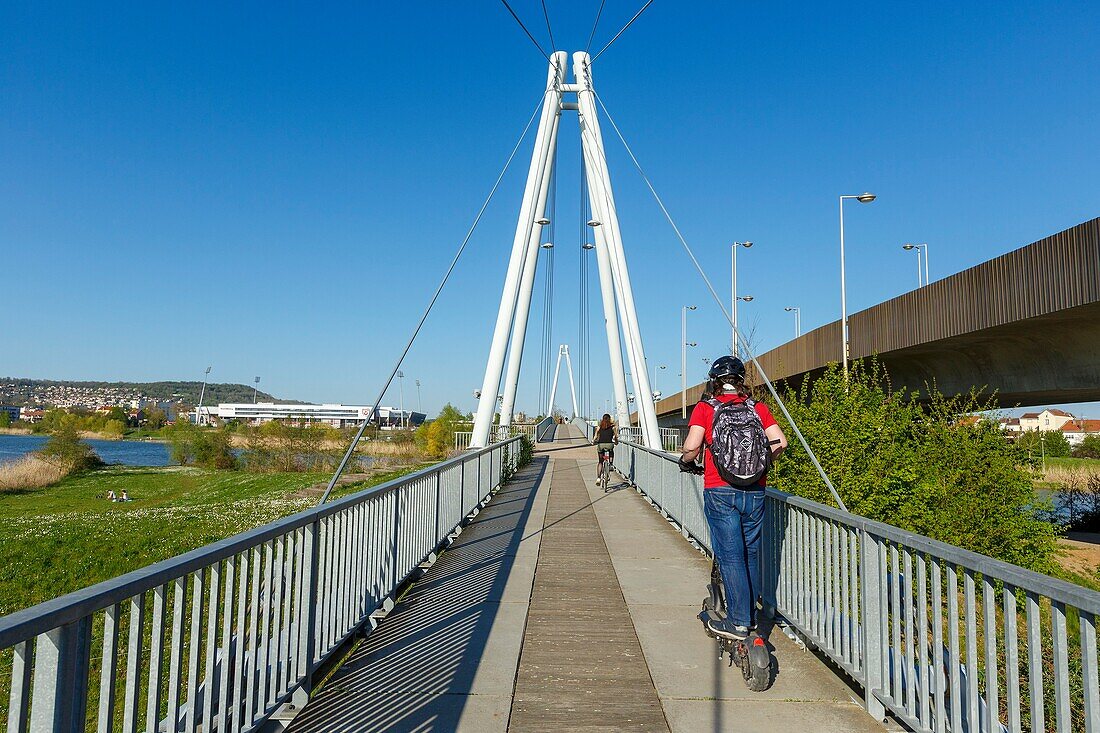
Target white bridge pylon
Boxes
[546,345,580,419]
[470,50,661,449]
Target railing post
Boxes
[860,530,887,721]
[29,618,92,732]
[293,519,320,707]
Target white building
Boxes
[214,403,421,429]
[1018,409,1075,433]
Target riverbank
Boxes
[0,462,428,616]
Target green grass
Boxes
[0,464,423,616]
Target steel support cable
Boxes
[318,97,544,505]
[499,0,551,61]
[591,92,849,513]
[540,0,556,52]
[590,0,654,63]
[585,0,607,55]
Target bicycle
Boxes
[597,446,614,491]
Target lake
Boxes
[0,433,172,467]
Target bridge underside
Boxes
[780,301,1100,408]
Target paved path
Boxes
[288,424,890,732]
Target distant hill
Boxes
[0,378,306,407]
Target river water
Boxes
[0,433,172,467]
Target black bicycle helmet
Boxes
[707,355,746,382]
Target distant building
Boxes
[1000,417,1022,434]
[1018,409,1075,433]
[1061,419,1100,446]
[19,407,44,423]
[0,405,19,423]
[214,403,425,429]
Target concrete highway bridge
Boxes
[656,217,1100,425]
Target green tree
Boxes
[103,419,126,439]
[167,421,237,470]
[1074,435,1100,459]
[106,406,129,425]
[769,360,1057,573]
[415,404,467,459]
[0,411,11,428]
[35,422,103,473]
[144,406,168,430]
[1043,429,1072,458]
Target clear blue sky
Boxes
[3,2,1099,418]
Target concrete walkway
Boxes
[288,424,890,732]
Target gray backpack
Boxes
[706,398,770,487]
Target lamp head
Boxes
[856,192,877,203]
[784,307,795,312]
[582,242,595,250]
[742,241,754,248]
[741,295,754,302]
[686,305,697,311]
[541,242,554,249]
[587,219,601,227]
[535,217,550,226]
[902,243,916,251]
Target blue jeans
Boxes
[703,486,765,627]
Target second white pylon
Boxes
[470,51,661,449]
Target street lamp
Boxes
[415,379,422,414]
[902,243,929,287]
[681,305,697,419]
[396,370,405,429]
[196,366,212,426]
[253,376,260,404]
[731,241,753,357]
[651,364,667,396]
[784,307,801,338]
[839,192,876,378]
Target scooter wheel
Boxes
[740,637,774,692]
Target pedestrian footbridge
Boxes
[2,424,1098,732]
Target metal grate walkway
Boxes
[287,424,890,732]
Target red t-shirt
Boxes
[688,394,777,489]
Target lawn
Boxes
[0,464,422,616]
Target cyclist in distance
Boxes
[592,413,618,484]
[679,356,787,640]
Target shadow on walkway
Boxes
[286,457,548,733]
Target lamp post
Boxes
[784,307,801,338]
[396,370,405,429]
[839,192,876,378]
[651,364,666,398]
[196,366,212,426]
[681,305,697,419]
[731,241,753,356]
[415,379,422,414]
[253,376,260,403]
[902,243,929,287]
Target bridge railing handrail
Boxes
[1,436,524,732]
[615,439,1100,733]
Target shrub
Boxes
[167,421,238,470]
[1074,435,1100,459]
[415,404,468,459]
[35,422,103,473]
[769,360,1057,574]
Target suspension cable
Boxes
[591,92,849,513]
[585,0,607,55]
[318,97,544,505]
[590,0,654,63]
[499,0,551,61]
[540,0,556,52]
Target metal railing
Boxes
[615,440,1100,733]
[0,438,524,732]
[453,419,553,451]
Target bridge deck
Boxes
[287,425,890,732]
